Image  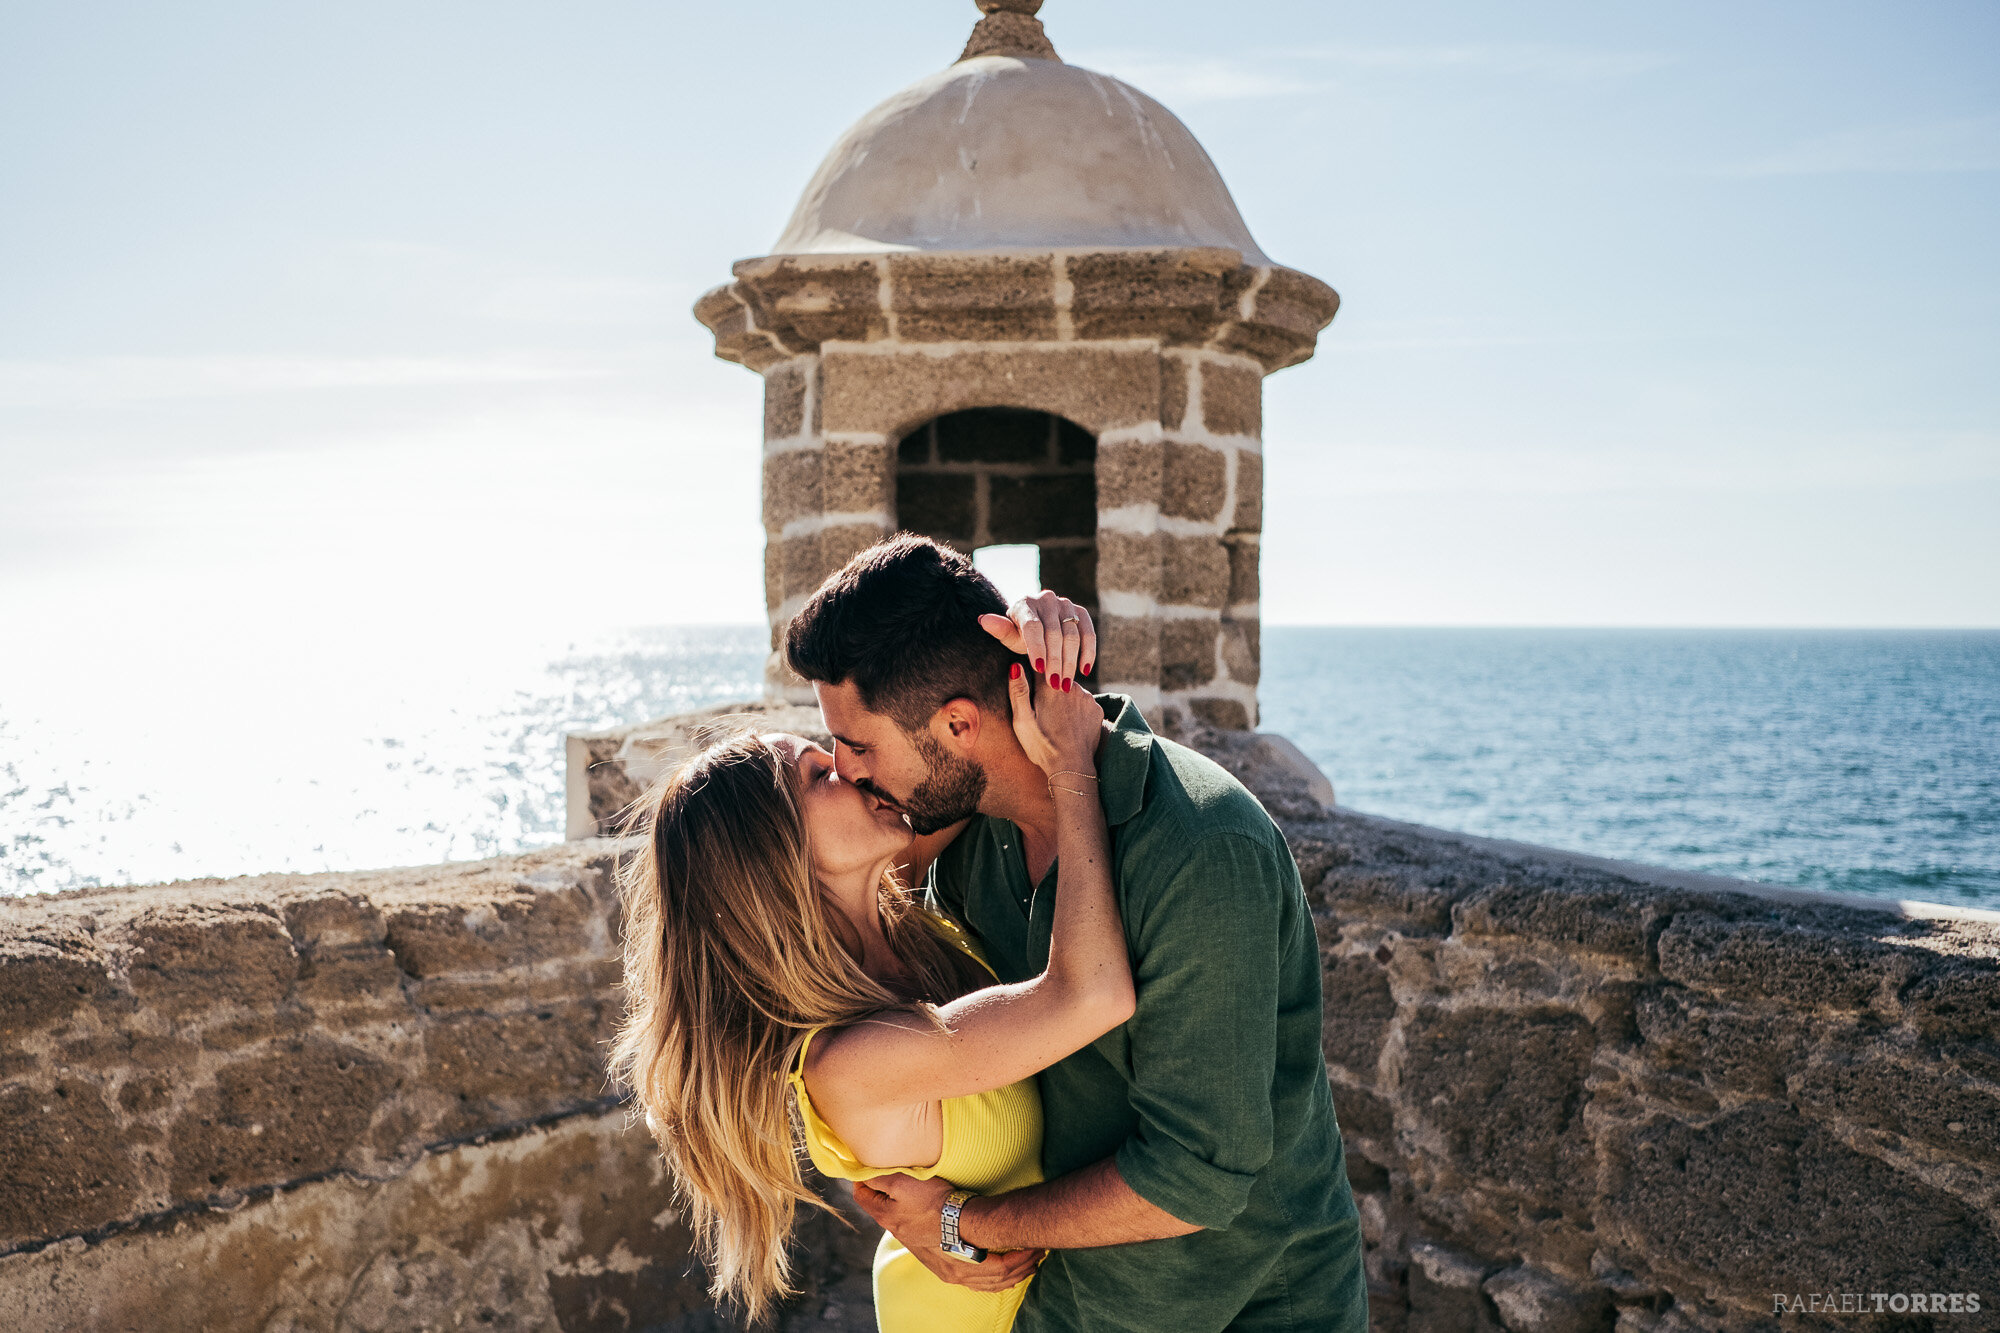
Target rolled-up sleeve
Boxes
[1112,831,1287,1231]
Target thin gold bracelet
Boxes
[1047,770,1099,785]
[1048,783,1098,799]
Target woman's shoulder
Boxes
[797,1009,937,1111]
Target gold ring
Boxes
[1060,616,1080,626]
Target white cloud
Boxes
[0,351,628,408]
[1068,51,1315,103]
[1068,40,1673,106]
[1272,428,2000,499]
[1329,333,1577,352]
[1290,42,1675,81]
[334,238,469,264]
[474,278,687,325]
[0,390,765,640]
[1721,115,2000,176]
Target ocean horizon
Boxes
[4,625,1995,911]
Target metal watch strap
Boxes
[939,1188,987,1263]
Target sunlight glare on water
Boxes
[0,621,767,892]
[3,626,1996,909]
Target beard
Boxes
[896,729,988,835]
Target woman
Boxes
[610,658,1125,1330]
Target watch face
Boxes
[939,1191,983,1261]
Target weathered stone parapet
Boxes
[1190,726,2000,1333]
[13,713,1998,1329]
[1,1109,695,1333]
[0,824,882,1331]
[696,249,1338,376]
[0,1095,875,1333]
[0,843,632,1254]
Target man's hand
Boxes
[852,1174,1043,1292]
[980,591,1096,692]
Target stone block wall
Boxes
[759,351,895,700]
[1193,729,2000,1333]
[11,716,1994,1330]
[1103,347,1266,731]
[704,247,1340,731]
[0,842,868,1332]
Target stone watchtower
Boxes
[697,0,1337,731]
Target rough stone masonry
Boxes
[0,834,878,1333]
[6,709,1993,1331]
[701,246,1335,734]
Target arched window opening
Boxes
[895,407,1097,614]
[972,544,1042,609]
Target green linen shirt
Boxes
[928,695,1367,1333]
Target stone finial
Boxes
[962,0,1059,62]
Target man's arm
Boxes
[847,1179,1044,1293]
[962,1159,1199,1249]
[855,1159,1198,1254]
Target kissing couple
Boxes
[613,535,1366,1332]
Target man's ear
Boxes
[929,697,983,756]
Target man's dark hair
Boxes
[786,534,1015,731]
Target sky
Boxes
[3,0,1997,648]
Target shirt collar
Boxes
[1092,692,1155,827]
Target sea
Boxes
[3,627,1996,910]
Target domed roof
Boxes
[772,54,1272,265]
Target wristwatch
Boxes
[939,1188,987,1263]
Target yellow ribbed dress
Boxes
[789,917,1044,1333]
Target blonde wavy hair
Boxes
[608,731,988,1323]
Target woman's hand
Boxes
[1005,659,1103,781]
[979,591,1096,692]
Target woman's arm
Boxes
[806,661,1131,1113]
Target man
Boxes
[786,534,1366,1333]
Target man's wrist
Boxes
[938,1187,985,1261]
[955,1193,999,1251]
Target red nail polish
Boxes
[1010,662,1022,680]
[1062,678,1073,693]
[1049,673,1060,689]
[1035,659,1045,673]
[1082,662,1093,677]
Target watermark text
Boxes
[1773,1292,1982,1316]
